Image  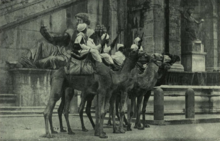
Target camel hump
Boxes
[64,58,95,75]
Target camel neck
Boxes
[120,57,137,73]
[140,62,159,77]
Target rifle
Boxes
[110,28,123,49]
[100,26,110,53]
[138,32,144,49]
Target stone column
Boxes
[205,0,219,71]
[153,0,165,53]
[109,0,118,53]
[218,0,220,69]
[168,0,184,71]
[143,1,154,53]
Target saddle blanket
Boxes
[64,58,95,75]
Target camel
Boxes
[106,53,180,130]
[125,53,180,130]
[42,49,147,138]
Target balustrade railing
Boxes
[162,72,220,86]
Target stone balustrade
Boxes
[153,85,220,124]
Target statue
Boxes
[182,8,204,41]
[14,13,91,69]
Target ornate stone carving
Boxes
[181,8,204,41]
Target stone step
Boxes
[0,106,58,115]
[0,94,17,106]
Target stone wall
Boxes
[126,0,164,53]
[0,2,69,93]
[0,0,106,95]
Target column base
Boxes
[206,67,220,72]
[168,62,184,72]
[153,120,165,125]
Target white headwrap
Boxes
[134,37,141,45]
[77,23,87,32]
[101,33,110,40]
[117,44,124,50]
[87,29,95,37]
[163,55,171,63]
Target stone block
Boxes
[144,44,154,53]
[0,48,28,62]
[205,55,214,65]
[184,40,204,53]
[211,96,220,112]
[164,97,185,112]
[0,28,17,48]
[10,69,53,106]
[87,0,101,14]
[0,69,13,93]
[0,15,7,27]
[182,52,206,72]
[88,14,102,29]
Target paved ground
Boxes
[0,115,220,141]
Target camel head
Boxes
[142,53,179,70]
[160,54,180,71]
[125,49,147,64]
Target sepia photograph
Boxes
[0,0,220,140]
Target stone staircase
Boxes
[0,94,17,106]
[0,0,76,31]
[0,93,59,115]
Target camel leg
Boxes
[58,91,67,132]
[78,91,88,132]
[99,88,109,138]
[118,92,127,133]
[117,95,128,127]
[116,95,121,121]
[142,91,151,128]
[63,87,75,135]
[94,95,100,136]
[49,102,58,134]
[127,96,135,131]
[42,77,64,138]
[135,95,144,130]
[107,97,113,126]
[112,95,120,133]
[86,95,96,129]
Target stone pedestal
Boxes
[182,40,206,72]
[9,68,79,113]
[169,62,184,72]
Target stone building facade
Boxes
[0,0,219,110]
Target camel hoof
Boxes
[113,126,120,133]
[137,126,145,130]
[68,131,75,135]
[51,130,58,134]
[120,127,126,133]
[144,124,150,128]
[134,125,138,129]
[106,123,112,126]
[99,133,108,138]
[127,124,132,131]
[82,128,89,132]
[94,131,99,136]
[60,129,67,132]
[41,133,54,138]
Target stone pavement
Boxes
[0,114,220,141]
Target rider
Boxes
[20,13,92,69]
[100,33,120,70]
[72,23,102,62]
[131,37,145,71]
[111,44,126,66]
[86,29,102,62]
[130,37,144,53]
